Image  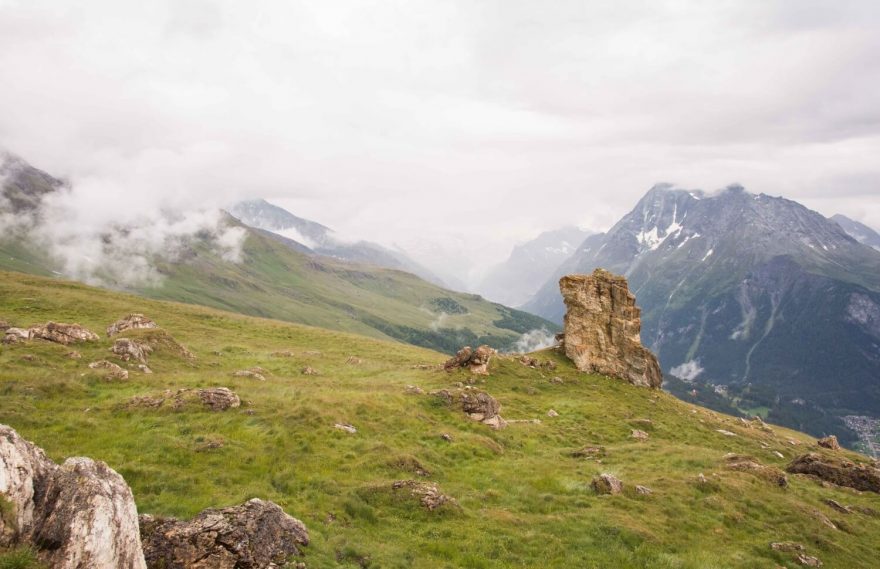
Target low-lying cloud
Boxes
[512,328,557,353]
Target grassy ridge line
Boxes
[1,271,879,568]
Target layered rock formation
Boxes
[0,424,146,568]
[786,453,880,493]
[139,498,309,569]
[27,322,100,345]
[559,269,662,388]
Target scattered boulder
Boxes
[570,445,606,459]
[724,454,788,487]
[301,366,319,375]
[0,424,146,568]
[139,498,308,569]
[558,270,662,388]
[440,433,454,442]
[2,327,29,344]
[233,367,267,381]
[716,429,737,437]
[770,542,805,553]
[198,387,241,411]
[28,321,99,344]
[404,385,424,395]
[817,435,840,450]
[107,314,158,337]
[444,345,496,375]
[110,337,153,363]
[66,350,81,359]
[432,388,507,429]
[631,429,649,441]
[127,388,240,412]
[346,356,364,365]
[797,554,823,567]
[635,485,653,495]
[591,473,623,495]
[550,376,564,384]
[390,480,455,511]
[334,423,357,434]
[88,360,130,380]
[547,409,559,418]
[785,453,880,493]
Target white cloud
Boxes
[1,0,879,288]
[670,359,705,382]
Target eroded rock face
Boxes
[28,322,100,345]
[786,453,880,493]
[559,270,662,388]
[444,345,496,375]
[817,435,840,450]
[0,425,146,569]
[139,498,308,569]
[107,314,158,337]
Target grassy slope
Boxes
[0,226,554,354]
[1,271,879,568]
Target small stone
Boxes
[233,368,267,381]
[770,542,805,553]
[631,429,649,441]
[137,364,153,374]
[550,376,564,384]
[106,313,158,336]
[88,360,129,380]
[405,385,424,395]
[716,429,737,437]
[441,433,453,442]
[66,350,82,359]
[346,356,364,365]
[334,423,357,434]
[547,409,559,418]
[301,366,320,375]
[635,485,653,495]
[796,554,823,567]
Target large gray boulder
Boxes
[0,424,146,568]
[139,498,309,569]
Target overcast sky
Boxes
[1,0,879,285]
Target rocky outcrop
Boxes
[107,314,158,337]
[111,338,153,364]
[0,425,146,568]
[434,388,507,429]
[127,388,240,412]
[139,498,308,569]
[817,435,840,450]
[724,454,788,487]
[786,453,880,493]
[27,322,100,345]
[443,345,496,375]
[559,270,662,388]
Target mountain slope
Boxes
[0,155,555,354]
[477,226,592,306]
[2,271,879,568]
[524,185,880,443]
[229,199,445,286]
[833,213,880,250]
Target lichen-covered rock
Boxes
[786,453,880,493]
[390,480,456,511]
[88,360,130,380]
[444,345,496,375]
[817,435,840,450]
[127,388,240,412]
[0,425,146,569]
[559,270,662,388]
[432,388,507,429]
[233,367,267,381]
[107,314,158,337]
[591,473,623,495]
[2,327,29,344]
[110,338,153,364]
[139,498,308,569]
[28,322,99,345]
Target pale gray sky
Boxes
[1,0,879,285]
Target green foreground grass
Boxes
[1,271,879,568]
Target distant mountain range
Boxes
[0,153,555,354]
[833,213,880,251]
[476,226,592,307]
[229,199,445,286]
[523,184,880,445]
